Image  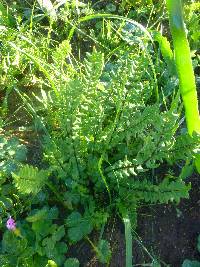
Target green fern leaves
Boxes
[12,165,48,195]
[120,177,191,204]
[52,40,71,66]
[84,49,104,85]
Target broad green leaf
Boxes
[65,212,82,228]
[179,162,194,180]
[0,3,15,26]
[66,212,93,242]
[47,207,59,220]
[43,237,56,257]
[14,145,27,162]
[26,208,48,222]
[67,220,93,242]
[52,225,65,242]
[56,242,68,254]
[2,231,28,255]
[32,220,52,238]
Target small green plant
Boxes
[0,206,76,266]
[12,165,49,195]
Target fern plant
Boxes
[17,46,199,226]
[4,4,200,264]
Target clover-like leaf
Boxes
[52,225,65,242]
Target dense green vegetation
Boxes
[0,0,200,266]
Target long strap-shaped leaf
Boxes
[123,215,133,267]
[166,0,200,135]
[166,0,200,171]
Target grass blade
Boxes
[68,13,153,42]
[9,42,58,97]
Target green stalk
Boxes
[166,0,200,134]
[166,0,200,171]
[123,215,133,267]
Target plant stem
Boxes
[123,215,133,267]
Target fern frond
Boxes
[169,132,200,163]
[120,178,190,204]
[84,49,104,86]
[52,40,71,66]
[12,165,48,195]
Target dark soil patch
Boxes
[134,173,200,266]
[135,175,200,267]
[130,172,200,267]
[67,173,200,267]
